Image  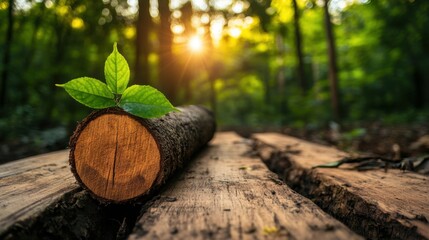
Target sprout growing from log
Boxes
[56,43,178,118]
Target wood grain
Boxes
[0,150,77,234]
[0,150,144,239]
[75,114,161,201]
[128,132,362,240]
[253,133,429,239]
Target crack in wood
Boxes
[112,121,119,188]
[253,133,429,240]
[128,132,362,240]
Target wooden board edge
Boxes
[252,132,429,239]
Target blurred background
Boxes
[1,0,429,162]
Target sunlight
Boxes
[123,27,136,39]
[71,18,84,29]
[188,36,203,53]
[0,2,8,10]
[228,27,241,38]
[228,18,244,38]
[171,24,185,34]
[210,15,226,46]
[232,1,245,13]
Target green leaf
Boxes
[119,85,178,118]
[104,42,130,94]
[56,77,116,109]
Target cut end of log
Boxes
[71,110,161,202]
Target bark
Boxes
[158,0,177,104]
[1,190,141,240]
[0,0,14,109]
[323,0,340,120]
[292,0,307,93]
[69,105,216,203]
[134,0,151,85]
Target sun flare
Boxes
[188,36,203,53]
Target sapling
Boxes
[56,43,178,118]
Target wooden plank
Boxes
[129,132,362,240]
[0,150,143,239]
[0,150,77,233]
[253,133,429,240]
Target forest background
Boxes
[1,0,428,161]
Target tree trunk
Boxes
[180,2,193,102]
[206,32,217,115]
[158,0,177,104]
[275,34,288,118]
[208,68,217,115]
[134,0,151,85]
[48,18,70,121]
[277,68,287,117]
[412,65,424,109]
[263,59,271,104]
[22,1,46,104]
[411,56,429,109]
[23,0,45,68]
[292,0,307,93]
[323,0,340,120]
[69,105,215,203]
[0,0,14,110]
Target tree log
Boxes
[69,105,215,203]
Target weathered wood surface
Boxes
[129,132,362,240]
[253,133,429,240]
[0,151,142,239]
[0,150,76,234]
[69,105,215,203]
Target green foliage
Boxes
[215,74,283,127]
[55,77,116,109]
[105,43,129,94]
[342,128,366,141]
[1,0,429,151]
[120,85,178,118]
[56,43,177,119]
